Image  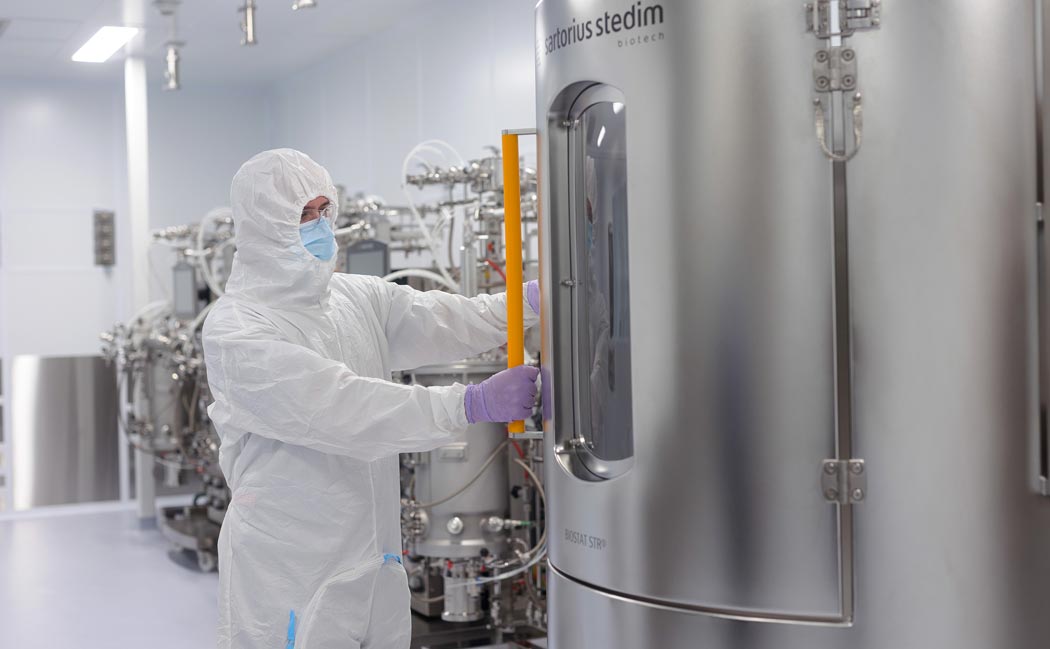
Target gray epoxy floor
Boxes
[0,506,218,649]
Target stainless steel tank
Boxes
[404,361,510,560]
[535,1,1050,647]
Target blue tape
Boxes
[383,553,402,565]
[286,610,296,649]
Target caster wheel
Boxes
[197,551,218,572]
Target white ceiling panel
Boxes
[0,38,65,59]
[3,17,81,40]
[1,0,107,23]
[0,0,437,86]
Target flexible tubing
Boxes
[400,141,465,291]
[189,301,215,332]
[411,439,510,510]
[128,300,171,327]
[196,208,234,298]
[382,269,458,292]
[513,458,548,555]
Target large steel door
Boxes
[538,0,856,621]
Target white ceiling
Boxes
[0,0,433,85]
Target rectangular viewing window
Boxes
[572,98,634,464]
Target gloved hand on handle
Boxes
[464,365,540,424]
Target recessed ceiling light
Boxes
[71,26,139,63]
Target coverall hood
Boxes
[224,148,339,309]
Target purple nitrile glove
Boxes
[526,280,540,315]
[464,365,540,424]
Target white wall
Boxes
[0,79,131,510]
[148,84,272,230]
[0,79,272,356]
[0,79,272,354]
[0,79,131,358]
[267,0,537,203]
[146,84,272,301]
[0,77,273,509]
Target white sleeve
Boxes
[382,281,539,372]
[206,319,468,462]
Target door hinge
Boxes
[822,459,867,504]
[813,46,857,94]
[807,0,882,39]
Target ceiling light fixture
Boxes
[71,26,139,63]
[292,0,318,9]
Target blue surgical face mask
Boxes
[299,216,337,261]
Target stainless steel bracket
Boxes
[553,437,591,456]
[843,0,882,32]
[807,0,882,39]
[822,459,867,504]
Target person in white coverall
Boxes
[202,149,540,649]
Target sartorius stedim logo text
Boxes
[542,2,665,56]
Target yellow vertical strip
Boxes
[502,133,525,434]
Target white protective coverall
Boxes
[202,149,537,649]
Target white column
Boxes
[1,304,10,513]
[124,55,155,522]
